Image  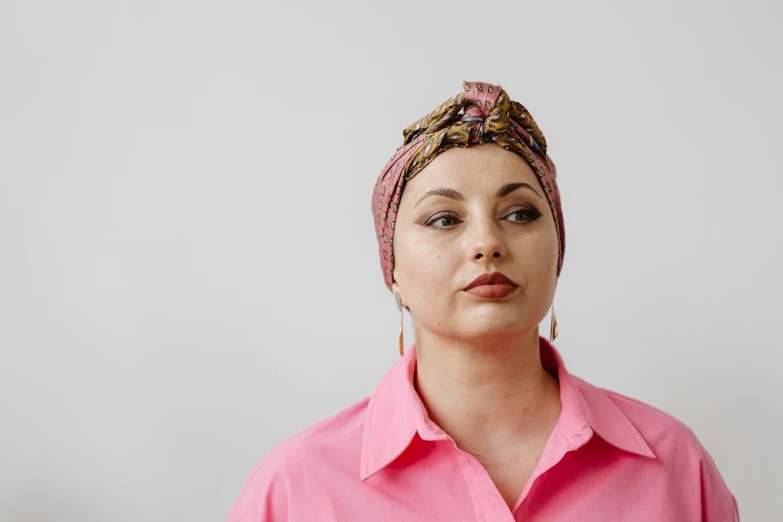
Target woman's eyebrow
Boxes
[413,182,542,208]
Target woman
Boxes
[224,81,739,521]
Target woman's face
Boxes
[391,143,559,343]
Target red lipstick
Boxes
[463,272,518,299]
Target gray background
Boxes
[1,0,780,520]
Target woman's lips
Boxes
[463,284,518,299]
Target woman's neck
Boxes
[412,329,562,456]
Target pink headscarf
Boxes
[372,80,565,293]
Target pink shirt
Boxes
[225,337,739,521]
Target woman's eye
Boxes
[506,207,540,223]
[427,214,459,228]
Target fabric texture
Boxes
[371,80,566,293]
[223,337,740,521]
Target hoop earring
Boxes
[395,293,404,356]
[549,303,558,344]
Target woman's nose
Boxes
[467,217,506,260]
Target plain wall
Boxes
[1,0,780,520]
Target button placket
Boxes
[455,447,519,522]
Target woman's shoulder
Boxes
[590,378,708,453]
[569,374,738,517]
[225,396,372,521]
[230,397,370,509]
[566,374,739,520]
[263,394,371,469]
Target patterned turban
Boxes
[372,80,565,293]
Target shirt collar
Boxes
[360,336,655,481]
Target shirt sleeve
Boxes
[700,444,740,521]
[223,451,292,522]
[720,492,740,522]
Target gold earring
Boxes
[395,293,404,356]
[549,304,558,344]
